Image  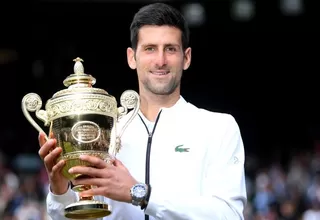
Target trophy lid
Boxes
[51,57,109,98]
[43,57,117,122]
[63,57,96,87]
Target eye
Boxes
[145,47,155,52]
[166,47,177,52]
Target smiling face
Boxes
[127,25,191,96]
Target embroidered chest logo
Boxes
[175,144,190,153]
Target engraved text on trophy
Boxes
[72,121,101,143]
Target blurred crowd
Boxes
[0,152,50,220]
[1,148,320,220]
[244,147,320,220]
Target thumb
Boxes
[113,158,126,169]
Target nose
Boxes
[155,51,167,68]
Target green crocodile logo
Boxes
[175,144,189,152]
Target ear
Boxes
[127,47,136,70]
[183,47,191,70]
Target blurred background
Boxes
[1,0,320,219]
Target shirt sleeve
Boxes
[46,184,78,220]
[144,115,247,219]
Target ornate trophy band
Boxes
[21,57,140,219]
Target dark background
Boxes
[2,0,320,167]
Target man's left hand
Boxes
[69,155,137,203]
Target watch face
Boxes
[133,184,147,199]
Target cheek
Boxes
[171,59,185,72]
[136,64,149,74]
[136,60,149,80]
[137,57,152,71]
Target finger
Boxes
[73,178,104,187]
[68,166,103,178]
[51,159,66,176]
[38,139,56,160]
[79,155,107,169]
[113,158,124,167]
[106,157,115,165]
[79,187,105,197]
[49,131,55,139]
[113,158,128,171]
[38,132,48,147]
[44,147,62,171]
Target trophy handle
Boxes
[114,90,140,152]
[21,93,50,140]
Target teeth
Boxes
[153,72,167,75]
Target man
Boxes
[38,2,247,220]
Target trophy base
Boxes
[65,200,111,219]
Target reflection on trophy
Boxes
[21,57,140,219]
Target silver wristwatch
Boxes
[130,183,148,206]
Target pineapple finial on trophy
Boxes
[73,57,84,75]
[63,57,96,88]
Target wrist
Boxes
[50,181,69,195]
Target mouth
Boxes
[150,70,169,76]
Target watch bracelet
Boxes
[141,184,152,210]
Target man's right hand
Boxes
[38,132,69,195]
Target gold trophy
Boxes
[21,57,140,219]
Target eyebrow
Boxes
[141,43,181,48]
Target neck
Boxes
[139,89,180,122]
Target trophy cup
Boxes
[21,57,140,219]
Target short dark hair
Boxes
[130,3,190,51]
